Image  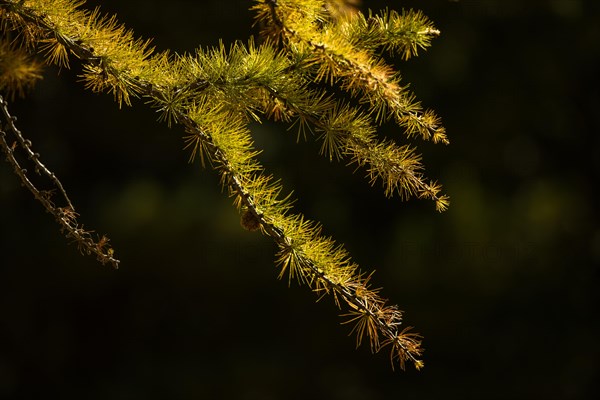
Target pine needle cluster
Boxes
[0,0,449,370]
[0,38,42,98]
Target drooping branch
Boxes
[0,94,120,268]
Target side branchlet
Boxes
[0,94,120,268]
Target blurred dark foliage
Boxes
[1,0,599,398]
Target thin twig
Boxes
[0,94,119,268]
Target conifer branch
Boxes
[342,8,441,60]
[0,94,119,268]
[0,0,451,370]
[254,0,448,144]
[166,39,447,210]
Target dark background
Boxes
[1,0,599,398]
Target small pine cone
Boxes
[240,209,261,231]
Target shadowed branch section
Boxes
[0,0,450,369]
[0,94,120,268]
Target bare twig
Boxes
[0,94,119,268]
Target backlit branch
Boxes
[0,0,450,370]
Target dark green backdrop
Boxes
[1,0,598,398]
